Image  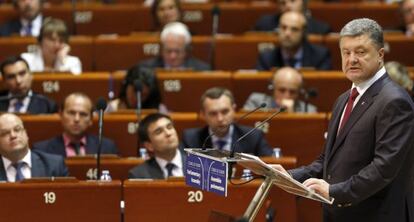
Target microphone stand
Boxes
[97,108,104,180]
[208,5,220,70]
[135,81,142,157]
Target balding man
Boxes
[0,113,68,182]
[137,22,210,70]
[254,0,331,34]
[33,92,118,157]
[256,11,331,71]
[244,67,317,113]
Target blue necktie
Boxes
[24,22,32,36]
[287,58,297,68]
[14,100,24,113]
[216,140,227,150]
[13,162,25,182]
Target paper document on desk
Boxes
[235,152,334,205]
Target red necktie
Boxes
[339,88,359,132]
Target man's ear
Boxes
[144,141,154,153]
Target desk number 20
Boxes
[43,192,56,204]
[187,191,203,203]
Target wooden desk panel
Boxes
[157,71,233,112]
[236,113,328,166]
[66,156,143,180]
[0,180,122,222]
[123,179,297,222]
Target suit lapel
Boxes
[31,151,46,177]
[200,127,213,149]
[148,158,164,179]
[0,158,8,181]
[327,75,388,163]
[85,135,98,154]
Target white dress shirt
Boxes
[2,150,32,182]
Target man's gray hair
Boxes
[340,18,384,48]
[160,22,191,45]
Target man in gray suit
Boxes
[129,113,185,179]
[137,22,210,71]
[0,113,68,182]
[274,18,414,222]
[243,66,317,113]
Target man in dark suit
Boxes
[0,0,43,37]
[33,92,118,157]
[254,0,331,35]
[182,87,272,156]
[0,113,68,182]
[274,18,414,222]
[129,113,185,179]
[137,22,211,71]
[256,11,332,71]
[0,56,57,114]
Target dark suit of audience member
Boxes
[182,124,272,156]
[0,150,69,181]
[129,150,186,179]
[0,90,57,114]
[254,14,331,34]
[256,40,332,71]
[33,135,118,158]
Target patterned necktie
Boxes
[13,162,25,182]
[69,142,81,155]
[339,88,359,132]
[165,163,175,177]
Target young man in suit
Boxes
[274,18,414,222]
[33,92,118,157]
[0,0,43,37]
[182,87,272,156]
[0,113,68,182]
[137,22,211,71]
[0,56,57,114]
[256,11,332,71]
[129,113,185,179]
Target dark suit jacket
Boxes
[137,56,211,71]
[182,124,272,156]
[0,19,22,36]
[0,150,69,181]
[254,14,331,35]
[0,91,58,114]
[290,74,414,222]
[32,134,119,158]
[256,41,332,70]
[128,150,186,179]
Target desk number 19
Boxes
[43,192,56,204]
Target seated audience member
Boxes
[0,0,43,37]
[33,93,118,157]
[244,67,317,113]
[401,0,414,36]
[0,56,57,114]
[151,0,182,31]
[182,87,272,156]
[21,18,82,75]
[106,65,168,113]
[256,11,332,71]
[129,113,185,179]
[254,0,331,34]
[137,22,211,71]
[0,113,69,182]
[385,61,414,100]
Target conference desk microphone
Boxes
[134,80,144,157]
[95,97,107,180]
[201,102,267,151]
[229,106,286,159]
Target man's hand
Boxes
[303,178,330,199]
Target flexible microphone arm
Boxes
[95,98,107,180]
[201,103,267,150]
[229,107,286,158]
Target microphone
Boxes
[229,107,286,158]
[134,80,143,123]
[300,87,318,112]
[201,102,266,150]
[208,5,221,70]
[95,97,107,180]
